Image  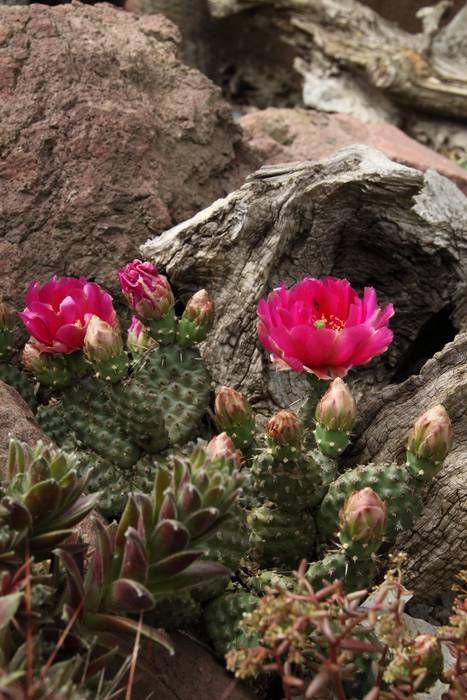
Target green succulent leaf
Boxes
[0,592,22,630]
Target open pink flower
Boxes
[18,277,117,354]
[257,277,394,379]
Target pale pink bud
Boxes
[206,432,242,466]
[84,315,124,362]
[339,488,387,544]
[22,340,48,374]
[183,290,214,328]
[315,378,356,432]
[215,386,253,427]
[407,405,453,464]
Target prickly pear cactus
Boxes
[204,589,260,656]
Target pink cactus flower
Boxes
[18,277,117,354]
[117,259,174,321]
[257,277,394,379]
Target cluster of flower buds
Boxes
[314,378,356,457]
[406,405,453,480]
[339,487,387,558]
[214,386,256,450]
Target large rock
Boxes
[0,381,50,469]
[0,2,254,308]
[241,108,467,194]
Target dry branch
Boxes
[208,0,467,120]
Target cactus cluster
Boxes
[0,267,455,696]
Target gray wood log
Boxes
[346,332,467,601]
[208,0,467,120]
[141,144,467,598]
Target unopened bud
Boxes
[84,316,127,382]
[22,341,48,375]
[315,378,356,432]
[118,259,175,322]
[407,405,453,467]
[206,432,242,467]
[215,386,256,449]
[177,290,214,347]
[339,488,387,556]
[267,410,302,447]
[84,316,124,362]
[127,316,155,354]
[22,340,72,387]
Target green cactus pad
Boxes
[306,550,377,592]
[110,381,170,453]
[134,344,211,445]
[0,363,36,409]
[60,378,141,469]
[248,503,316,568]
[204,590,260,656]
[317,462,423,543]
[251,448,325,511]
[313,423,350,458]
[249,569,296,595]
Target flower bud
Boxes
[22,340,48,375]
[84,316,128,382]
[339,488,386,555]
[117,259,175,322]
[206,432,241,466]
[127,316,155,354]
[315,378,356,432]
[267,410,302,447]
[177,290,214,347]
[407,405,453,466]
[215,386,256,449]
[84,316,124,362]
[21,339,72,387]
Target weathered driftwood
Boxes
[208,0,467,121]
[347,333,467,601]
[141,145,467,598]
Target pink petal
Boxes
[18,312,54,346]
[350,328,394,365]
[54,324,86,352]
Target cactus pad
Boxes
[317,462,422,542]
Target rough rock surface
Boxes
[0,2,255,308]
[241,108,467,194]
[0,380,49,470]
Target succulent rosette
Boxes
[257,277,394,379]
[18,277,117,354]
